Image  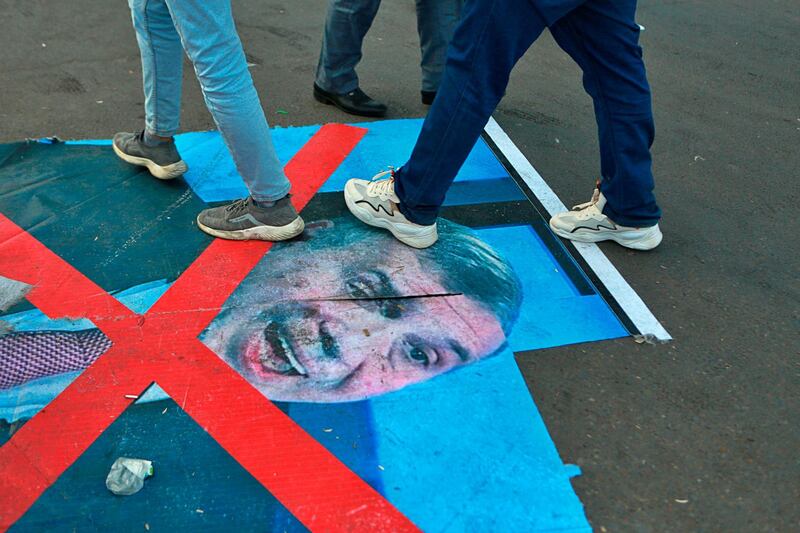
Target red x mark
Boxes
[0,124,419,532]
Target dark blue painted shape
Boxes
[10,395,383,533]
[0,141,211,305]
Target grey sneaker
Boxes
[196,196,305,241]
[343,170,438,248]
[112,131,188,180]
[549,189,662,250]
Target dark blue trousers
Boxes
[395,0,662,227]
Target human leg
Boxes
[549,0,661,228]
[312,0,387,116]
[315,0,381,94]
[164,0,290,204]
[344,0,547,247]
[157,0,302,241]
[127,0,183,137]
[415,0,463,94]
[394,0,546,225]
[114,0,187,179]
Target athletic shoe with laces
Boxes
[549,188,663,250]
[196,196,305,241]
[344,170,438,248]
[112,131,188,180]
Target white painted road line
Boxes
[484,116,672,342]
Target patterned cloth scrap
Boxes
[0,330,112,390]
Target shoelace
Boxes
[366,169,396,200]
[567,188,606,221]
[225,197,252,215]
[572,188,601,211]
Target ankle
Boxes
[252,194,290,208]
[143,130,173,147]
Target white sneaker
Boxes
[549,189,663,250]
[344,170,438,249]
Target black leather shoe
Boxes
[313,83,387,117]
[421,90,437,105]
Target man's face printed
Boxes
[201,221,506,402]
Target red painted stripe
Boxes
[146,124,369,332]
[156,341,419,531]
[0,124,419,532]
[0,347,152,482]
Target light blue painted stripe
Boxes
[321,118,510,191]
[60,119,515,203]
[370,349,591,532]
[474,224,628,351]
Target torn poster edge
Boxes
[0,275,32,313]
[483,116,671,342]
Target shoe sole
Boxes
[196,215,305,242]
[344,182,437,249]
[313,88,387,118]
[549,221,663,251]
[113,142,188,180]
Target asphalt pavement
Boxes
[1,0,798,530]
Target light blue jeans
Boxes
[315,0,464,94]
[128,0,290,202]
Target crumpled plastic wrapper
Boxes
[106,457,154,496]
